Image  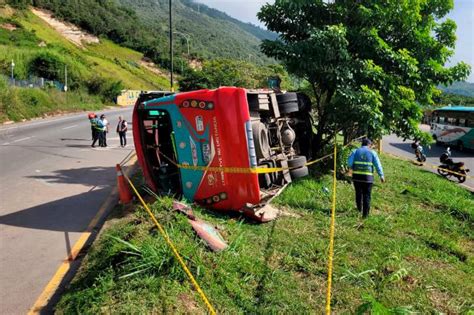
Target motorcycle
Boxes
[437,147,470,183]
[411,141,426,163]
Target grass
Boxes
[15,10,169,90]
[55,154,474,314]
[0,77,104,122]
[0,8,170,122]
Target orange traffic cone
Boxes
[116,164,133,204]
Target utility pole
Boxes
[11,59,15,85]
[64,65,68,92]
[169,0,174,92]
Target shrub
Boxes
[27,51,65,81]
[86,76,124,102]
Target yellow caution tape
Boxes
[159,135,367,175]
[123,134,369,314]
[122,170,217,315]
[383,152,473,180]
[325,134,338,314]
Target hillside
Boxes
[181,0,277,41]
[28,0,274,65]
[0,6,170,121]
[0,7,169,89]
[439,81,474,97]
[116,0,274,63]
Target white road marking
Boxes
[1,142,10,146]
[61,125,78,130]
[12,137,31,143]
[0,107,132,133]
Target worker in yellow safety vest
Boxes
[348,138,385,218]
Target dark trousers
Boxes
[101,131,107,147]
[119,131,127,146]
[353,181,373,218]
[91,129,99,147]
[97,131,105,147]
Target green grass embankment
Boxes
[0,77,104,122]
[56,155,473,314]
[0,8,169,122]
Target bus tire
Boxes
[277,93,299,114]
[290,166,309,179]
[252,121,271,160]
[288,155,307,168]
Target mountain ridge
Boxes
[439,81,474,97]
[181,0,277,41]
[114,0,274,63]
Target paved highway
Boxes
[382,130,474,190]
[0,107,134,314]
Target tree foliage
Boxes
[435,92,474,107]
[31,0,161,53]
[258,0,471,149]
[6,0,276,67]
[178,59,293,91]
[116,0,274,64]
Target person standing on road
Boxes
[88,113,96,140]
[116,116,128,147]
[100,114,109,147]
[348,138,385,218]
[90,114,104,148]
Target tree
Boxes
[258,0,471,151]
[178,58,294,91]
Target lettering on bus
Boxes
[212,116,225,186]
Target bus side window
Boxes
[468,120,474,128]
[459,118,466,127]
[439,116,445,124]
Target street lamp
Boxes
[173,31,191,56]
[11,59,15,84]
[169,0,173,92]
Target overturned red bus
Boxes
[133,87,313,220]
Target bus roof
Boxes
[435,106,474,112]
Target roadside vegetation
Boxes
[178,59,296,92]
[435,92,474,107]
[258,0,471,152]
[0,77,103,122]
[56,154,473,314]
[0,8,169,122]
[440,81,474,98]
[7,0,274,70]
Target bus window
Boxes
[447,117,456,125]
[459,118,467,127]
[468,119,474,128]
[439,116,445,124]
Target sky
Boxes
[197,0,474,82]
